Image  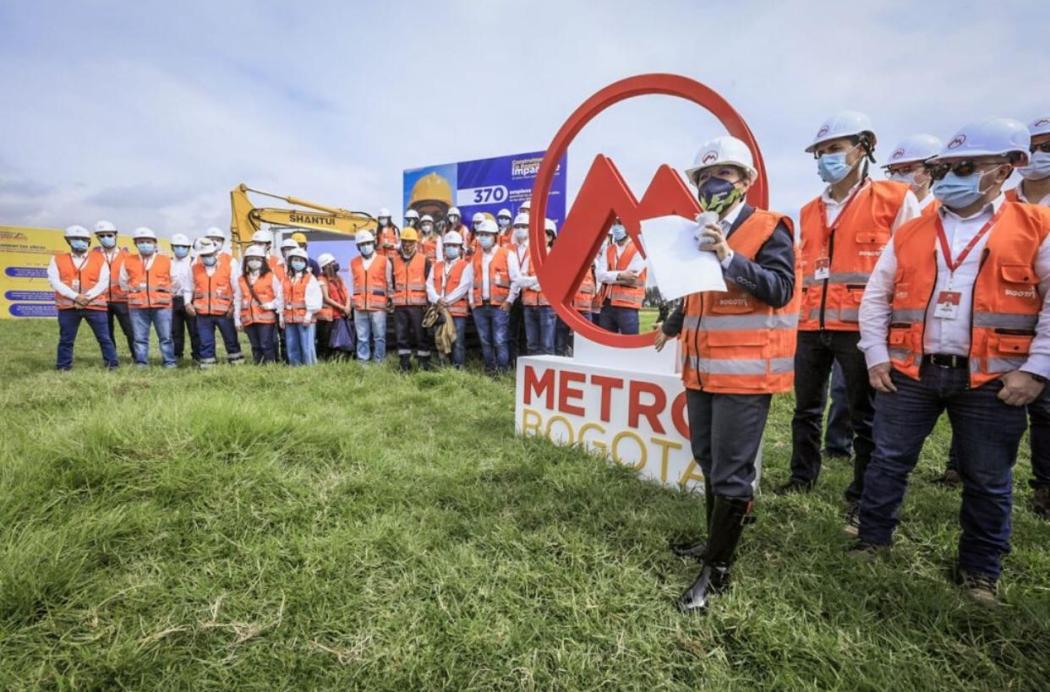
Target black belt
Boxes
[481,299,492,306]
[923,354,969,368]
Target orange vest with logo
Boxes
[125,254,173,309]
[94,247,129,303]
[318,275,348,321]
[376,226,400,258]
[192,260,234,315]
[238,272,278,325]
[420,236,439,262]
[887,202,1050,387]
[680,210,800,394]
[391,253,428,307]
[799,179,910,331]
[54,252,108,311]
[472,247,512,306]
[604,241,647,309]
[521,250,549,307]
[574,269,597,313]
[351,255,389,311]
[432,259,469,317]
[282,273,313,324]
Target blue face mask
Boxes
[201,254,218,267]
[70,239,89,253]
[136,242,155,255]
[479,235,495,250]
[358,243,375,257]
[290,259,306,271]
[932,170,990,209]
[99,235,117,249]
[817,152,855,183]
[611,224,627,242]
[444,246,461,260]
[173,246,190,259]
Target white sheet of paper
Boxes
[640,214,727,300]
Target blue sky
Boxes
[0,0,1047,236]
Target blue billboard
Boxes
[402,150,567,230]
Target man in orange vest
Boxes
[504,213,531,364]
[119,227,175,368]
[509,218,557,355]
[783,111,920,538]
[884,134,943,216]
[390,228,432,371]
[427,231,473,367]
[853,118,1050,605]
[348,230,392,363]
[92,220,136,357]
[47,225,118,370]
[655,136,798,613]
[471,218,517,374]
[184,239,245,367]
[595,217,646,334]
[169,233,200,363]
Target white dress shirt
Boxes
[595,238,646,285]
[508,242,538,303]
[426,258,473,305]
[346,253,393,298]
[170,255,193,298]
[182,261,243,309]
[859,194,1050,379]
[821,179,921,230]
[917,193,936,212]
[1016,183,1050,207]
[472,246,521,306]
[47,253,110,301]
[118,252,159,292]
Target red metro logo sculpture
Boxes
[528,73,770,348]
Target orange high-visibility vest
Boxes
[1005,187,1021,204]
[53,252,108,311]
[391,253,428,307]
[93,247,129,304]
[680,210,800,394]
[604,240,646,309]
[574,269,597,313]
[886,202,1050,387]
[125,254,173,309]
[521,250,549,307]
[420,236,439,262]
[351,255,389,312]
[377,226,400,258]
[282,273,314,324]
[318,275,348,321]
[432,259,469,317]
[192,260,234,315]
[919,197,941,217]
[799,179,909,331]
[238,272,278,325]
[471,247,512,306]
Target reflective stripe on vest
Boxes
[472,247,512,305]
[521,251,549,307]
[605,241,646,309]
[94,248,129,303]
[239,272,278,325]
[282,273,312,324]
[433,259,469,316]
[574,273,596,312]
[125,254,173,309]
[392,253,428,306]
[318,275,348,321]
[192,260,234,315]
[54,252,108,310]
[352,255,389,311]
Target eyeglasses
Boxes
[927,159,1007,181]
[1031,142,1050,154]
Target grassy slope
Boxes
[0,319,1048,690]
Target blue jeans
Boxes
[523,305,556,356]
[245,323,277,364]
[172,296,200,361]
[56,309,118,370]
[130,307,175,366]
[196,314,243,364]
[472,305,509,372]
[286,322,317,365]
[824,360,854,456]
[598,304,640,334]
[353,310,387,362]
[449,316,467,367]
[947,392,1050,489]
[859,366,1027,579]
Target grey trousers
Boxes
[686,389,771,499]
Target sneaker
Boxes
[843,502,861,538]
[846,539,888,561]
[1030,486,1050,520]
[954,568,1001,607]
[932,468,962,489]
[774,479,814,496]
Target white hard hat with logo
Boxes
[1027,116,1050,138]
[685,135,757,185]
[65,225,91,239]
[443,230,463,246]
[932,118,1031,165]
[805,111,875,153]
[286,248,309,261]
[251,230,272,244]
[355,230,376,245]
[420,214,434,223]
[471,212,485,223]
[205,226,227,240]
[196,238,219,256]
[378,208,391,218]
[132,227,157,241]
[280,238,300,251]
[317,252,336,268]
[170,233,191,246]
[883,134,943,168]
[405,209,420,220]
[94,220,117,234]
[243,244,267,259]
[520,200,531,211]
[476,219,498,234]
[513,213,529,226]
[447,207,461,218]
[497,208,512,219]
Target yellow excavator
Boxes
[229,183,376,250]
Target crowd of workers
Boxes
[47,111,1050,610]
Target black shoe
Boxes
[676,496,750,614]
[671,476,714,560]
[419,355,433,371]
[843,501,861,538]
[1030,486,1050,519]
[398,355,412,372]
[774,479,814,496]
[676,563,731,613]
[932,468,962,489]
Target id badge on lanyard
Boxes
[933,210,1002,320]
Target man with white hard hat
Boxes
[403,208,420,230]
[854,118,1050,605]
[504,213,531,363]
[470,218,518,374]
[376,208,401,259]
[169,233,201,362]
[655,135,798,613]
[185,238,245,367]
[348,229,393,363]
[91,220,136,357]
[120,227,176,367]
[496,209,513,242]
[595,213,647,335]
[427,230,474,367]
[884,134,943,215]
[784,111,920,539]
[47,225,118,370]
[444,207,471,255]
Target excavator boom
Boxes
[229,183,376,248]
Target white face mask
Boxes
[888,171,918,187]
[247,259,263,271]
[514,228,528,243]
[1020,151,1050,181]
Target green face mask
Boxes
[697,177,744,215]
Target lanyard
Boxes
[819,180,869,252]
[934,208,1003,283]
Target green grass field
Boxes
[1,318,1049,689]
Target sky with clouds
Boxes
[1,0,1047,237]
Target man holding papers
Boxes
[656,135,798,613]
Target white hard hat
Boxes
[684,135,757,184]
[287,248,309,261]
[1027,116,1050,138]
[420,214,434,223]
[251,230,272,244]
[520,200,531,211]
[476,218,498,234]
[280,238,299,250]
[884,134,943,168]
[405,209,420,220]
[933,118,1031,165]
[65,225,91,240]
[544,218,557,235]
[243,244,267,259]
[805,111,875,153]
[196,238,219,256]
[317,252,336,268]
[94,220,117,234]
[497,208,512,219]
[132,227,157,241]
[205,226,226,239]
[513,213,529,226]
[447,207,461,217]
[471,212,485,223]
[170,233,191,246]
[355,230,376,244]
[443,230,463,246]
[378,208,391,218]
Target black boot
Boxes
[671,476,714,559]
[677,495,750,614]
[399,354,412,372]
[419,354,433,371]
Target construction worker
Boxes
[92,220,135,356]
[446,207,469,240]
[884,134,943,215]
[390,227,432,371]
[204,227,232,258]
[784,111,920,539]
[656,134,798,613]
[595,217,647,334]
[427,231,473,368]
[376,208,401,259]
[1010,116,1050,206]
[505,213,531,363]
[471,219,517,374]
[48,225,118,370]
[316,252,351,361]
[120,227,175,368]
[496,209,514,247]
[235,244,281,364]
[404,209,420,231]
[185,239,244,368]
[282,247,322,366]
[291,232,321,276]
[469,211,486,256]
[558,257,598,356]
[348,230,392,363]
[418,215,441,262]
[169,233,200,363]
[510,218,557,355]
[854,118,1050,605]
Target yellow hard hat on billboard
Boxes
[409,172,453,207]
[400,228,419,242]
[291,232,308,244]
